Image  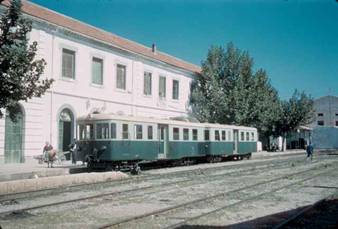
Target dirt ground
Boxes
[0,153,338,229]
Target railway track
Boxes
[0,155,336,228]
[98,163,338,229]
[0,155,320,215]
[0,153,311,203]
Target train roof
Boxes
[77,113,257,131]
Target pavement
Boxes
[252,149,306,159]
[0,149,306,196]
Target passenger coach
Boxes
[76,114,257,169]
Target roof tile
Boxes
[2,0,201,73]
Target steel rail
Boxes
[165,169,337,229]
[97,162,337,229]
[0,156,309,215]
[0,154,309,204]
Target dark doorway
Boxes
[4,107,25,163]
[58,108,74,159]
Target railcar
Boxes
[76,113,257,170]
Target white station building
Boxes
[0,1,201,163]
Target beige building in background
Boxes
[310,95,338,128]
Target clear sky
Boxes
[30,0,338,99]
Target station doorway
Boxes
[58,108,74,158]
[4,107,25,163]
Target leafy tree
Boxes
[190,43,281,142]
[0,0,53,121]
[275,90,314,151]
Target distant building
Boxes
[310,96,338,128]
[309,95,338,149]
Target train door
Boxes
[233,130,239,154]
[158,124,169,159]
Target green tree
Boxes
[190,43,281,142]
[275,90,314,151]
[0,0,53,121]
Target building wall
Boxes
[311,96,338,128]
[0,21,196,161]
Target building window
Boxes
[192,129,198,141]
[318,113,324,117]
[173,127,180,140]
[172,80,179,100]
[92,57,103,85]
[62,49,75,79]
[122,124,129,139]
[183,128,189,140]
[215,130,220,141]
[148,126,153,140]
[204,130,210,141]
[159,76,166,98]
[116,64,126,90]
[144,72,152,95]
[241,132,244,141]
[317,120,324,126]
[222,130,226,141]
[111,123,116,139]
[135,125,143,139]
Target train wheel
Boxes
[105,164,113,171]
[131,164,141,175]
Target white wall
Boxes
[0,24,195,159]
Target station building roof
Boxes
[1,0,201,74]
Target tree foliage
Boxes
[190,43,281,139]
[0,0,53,121]
[275,90,314,136]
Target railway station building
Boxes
[0,1,201,163]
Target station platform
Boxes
[0,150,309,196]
[0,149,306,183]
[0,157,83,182]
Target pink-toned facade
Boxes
[0,1,200,163]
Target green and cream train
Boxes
[76,113,257,169]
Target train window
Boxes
[183,128,189,140]
[240,132,244,141]
[79,125,86,140]
[160,127,165,140]
[204,130,210,141]
[192,129,198,141]
[111,123,116,139]
[251,132,255,141]
[246,132,249,141]
[148,126,153,140]
[96,123,109,139]
[222,130,226,141]
[135,125,143,139]
[173,128,180,140]
[122,124,129,139]
[86,124,94,139]
[215,130,220,141]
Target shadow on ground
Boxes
[177,198,338,229]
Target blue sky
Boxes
[30,0,338,99]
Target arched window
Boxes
[4,106,25,163]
